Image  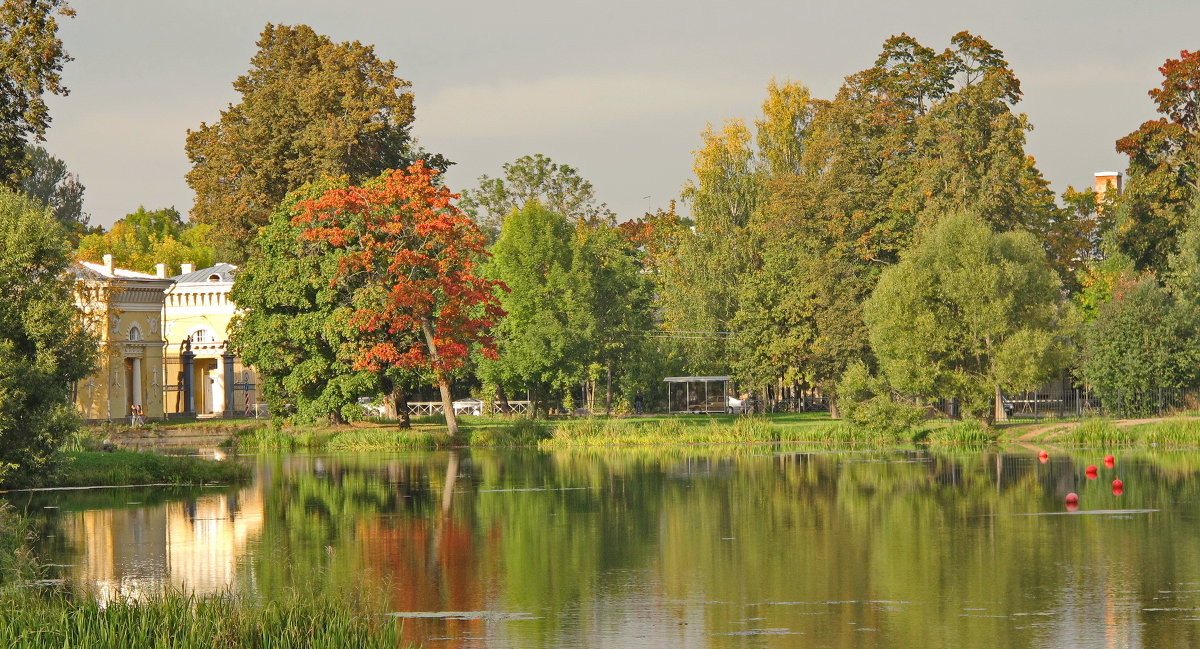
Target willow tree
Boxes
[864,212,1068,421]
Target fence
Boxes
[932,387,1200,422]
[405,400,532,416]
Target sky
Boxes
[39,0,1200,229]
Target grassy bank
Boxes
[44,451,250,489]
[225,412,999,450]
[1009,417,1200,447]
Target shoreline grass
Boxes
[0,589,407,649]
[1007,417,1200,447]
[42,451,251,489]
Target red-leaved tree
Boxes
[294,162,506,439]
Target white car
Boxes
[452,398,484,416]
[726,396,748,414]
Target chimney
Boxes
[181,262,195,274]
[1094,171,1123,199]
[102,254,114,274]
[155,263,167,278]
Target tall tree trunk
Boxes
[605,361,613,416]
[496,384,511,415]
[392,383,411,429]
[420,316,459,441]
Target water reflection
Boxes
[17,446,1200,647]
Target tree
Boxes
[459,154,613,241]
[0,188,96,485]
[230,178,380,425]
[1111,49,1200,271]
[185,24,435,262]
[1079,275,1200,416]
[76,206,214,275]
[863,212,1068,421]
[480,202,578,417]
[0,0,73,186]
[294,163,505,440]
[19,144,87,240]
[567,223,654,413]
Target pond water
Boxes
[12,446,1200,648]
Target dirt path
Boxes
[1013,416,1200,442]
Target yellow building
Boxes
[160,262,260,417]
[73,255,173,422]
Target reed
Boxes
[0,589,408,649]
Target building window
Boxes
[129,325,142,341]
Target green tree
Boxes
[480,203,579,416]
[459,154,613,241]
[76,206,214,275]
[18,144,87,240]
[0,188,96,485]
[229,179,377,425]
[0,0,73,186]
[1079,275,1200,416]
[863,212,1068,421]
[186,24,433,262]
[567,223,654,413]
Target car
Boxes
[726,396,748,414]
[452,398,484,416]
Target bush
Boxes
[836,362,925,437]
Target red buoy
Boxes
[1038,450,1049,463]
[1112,478,1123,489]
[1104,454,1115,468]
[1085,465,1098,479]
[1065,492,1079,504]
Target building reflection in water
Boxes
[58,487,263,604]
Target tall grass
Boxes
[230,426,447,451]
[0,590,408,649]
[47,451,251,488]
[1056,419,1135,446]
[542,416,778,448]
[0,503,40,587]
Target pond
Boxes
[13,446,1200,648]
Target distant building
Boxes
[73,258,259,422]
[1094,171,1123,207]
[72,255,173,422]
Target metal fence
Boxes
[933,387,1200,422]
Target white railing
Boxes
[404,400,531,416]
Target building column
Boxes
[223,348,236,419]
[131,356,142,407]
[182,344,195,415]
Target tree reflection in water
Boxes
[26,447,1200,648]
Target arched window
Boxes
[128,325,142,341]
[190,328,214,343]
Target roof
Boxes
[72,261,162,280]
[664,376,731,382]
[173,262,238,284]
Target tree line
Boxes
[3,3,1200,464]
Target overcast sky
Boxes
[40,0,1200,229]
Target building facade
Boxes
[72,256,174,422]
[74,259,259,422]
